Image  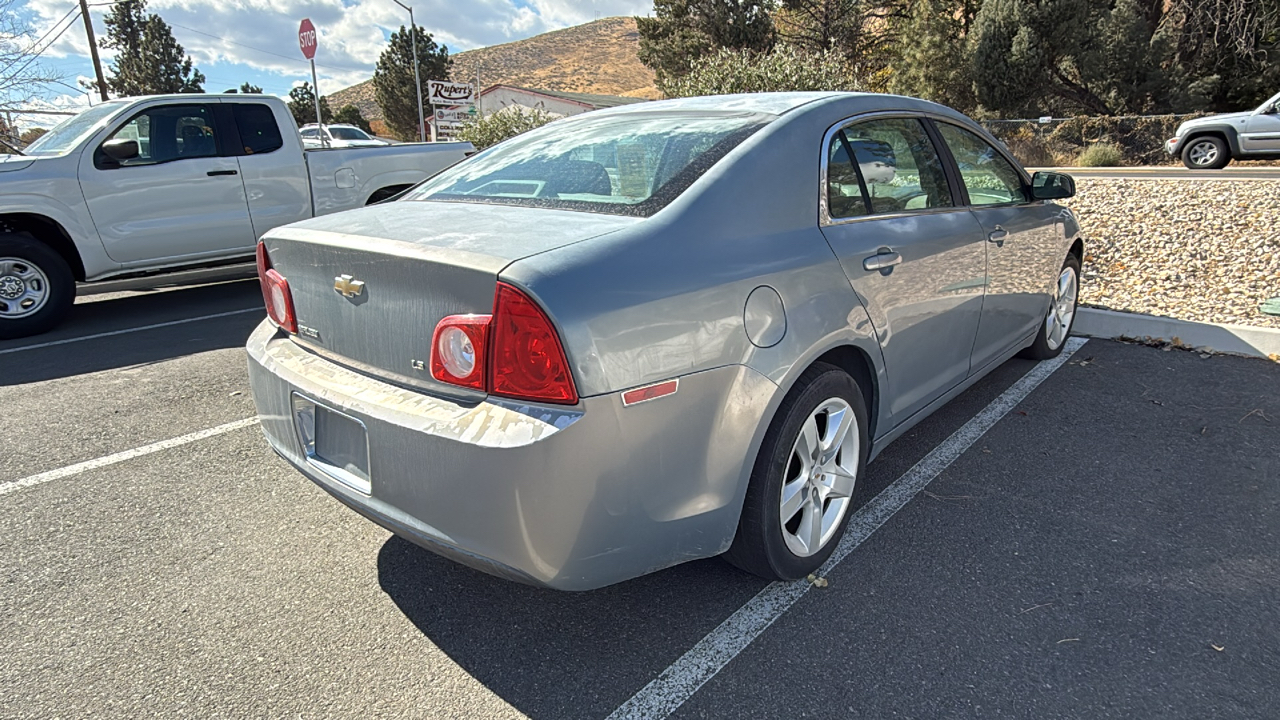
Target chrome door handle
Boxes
[863,251,902,271]
[987,226,1008,245]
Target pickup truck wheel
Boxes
[0,234,75,340]
[1181,136,1230,170]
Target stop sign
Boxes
[298,18,317,60]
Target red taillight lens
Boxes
[430,314,491,390]
[489,282,578,404]
[256,241,297,333]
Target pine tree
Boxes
[886,0,976,111]
[287,83,332,127]
[373,25,451,140]
[224,82,263,94]
[100,0,204,96]
[637,0,776,90]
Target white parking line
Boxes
[607,336,1088,720]
[0,417,261,497]
[0,307,263,356]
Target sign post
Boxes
[298,18,327,148]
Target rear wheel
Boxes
[1020,254,1080,360]
[724,363,868,581]
[0,234,75,340]
[1181,136,1230,170]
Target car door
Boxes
[1241,93,1280,153]
[819,115,988,425]
[78,101,255,265]
[225,102,312,241]
[934,121,1061,372]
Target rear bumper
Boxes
[245,320,776,590]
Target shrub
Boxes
[1076,142,1124,167]
[457,106,558,150]
[661,45,863,98]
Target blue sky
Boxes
[12,0,651,128]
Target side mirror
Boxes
[102,138,140,162]
[1031,171,1075,200]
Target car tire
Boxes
[1181,136,1230,170]
[724,363,869,581]
[0,233,75,340]
[1019,253,1081,360]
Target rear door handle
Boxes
[207,169,238,177]
[863,251,902,271]
[987,226,1008,245]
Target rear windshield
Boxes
[329,127,372,140]
[401,111,772,217]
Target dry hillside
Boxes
[326,16,658,123]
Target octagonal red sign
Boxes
[298,18,317,60]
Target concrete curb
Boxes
[1074,307,1280,360]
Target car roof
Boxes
[588,92,852,118]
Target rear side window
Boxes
[935,123,1027,205]
[234,103,283,155]
[826,117,953,219]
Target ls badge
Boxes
[334,274,365,298]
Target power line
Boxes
[0,6,80,77]
[166,22,372,76]
[0,9,83,88]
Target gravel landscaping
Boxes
[1061,179,1280,329]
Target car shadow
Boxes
[377,536,769,720]
[0,279,264,385]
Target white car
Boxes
[299,124,390,149]
[0,94,471,339]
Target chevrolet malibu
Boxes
[246,92,1082,590]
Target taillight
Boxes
[256,241,297,333]
[428,282,578,404]
[430,314,490,390]
[489,282,577,404]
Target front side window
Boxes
[402,111,772,217]
[826,117,953,220]
[97,104,218,167]
[233,103,283,155]
[936,123,1027,206]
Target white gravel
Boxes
[1061,179,1280,329]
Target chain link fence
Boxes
[978,114,1207,167]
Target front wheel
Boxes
[1019,254,1080,360]
[724,364,869,580]
[0,234,75,340]
[1181,136,1230,170]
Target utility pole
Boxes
[78,0,109,101]
[393,0,426,142]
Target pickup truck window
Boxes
[233,103,284,155]
[97,104,220,169]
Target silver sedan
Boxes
[246,92,1082,590]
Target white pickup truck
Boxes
[0,93,472,339]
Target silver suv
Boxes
[1167,90,1280,169]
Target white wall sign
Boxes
[434,107,477,123]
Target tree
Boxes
[287,83,332,127]
[20,127,47,145]
[886,0,977,111]
[0,0,61,105]
[1160,0,1280,111]
[373,24,451,140]
[662,45,863,97]
[458,106,557,149]
[99,0,205,96]
[224,82,263,94]
[333,105,372,134]
[637,0,777,87]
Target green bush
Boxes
[457,107,558,150]
[661,45,863,98]
[1076,142,1124,167]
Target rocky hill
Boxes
[326,16,658,124]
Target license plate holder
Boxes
[292,394,371,494]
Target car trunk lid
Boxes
[262,201,639,395]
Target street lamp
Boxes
[392,0,426,142]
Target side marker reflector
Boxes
[622,379,679,407]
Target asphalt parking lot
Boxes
[2,280,1278,719]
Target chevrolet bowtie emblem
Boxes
[333,274,365,298]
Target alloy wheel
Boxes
[779,397,860,557]
[1187,140,1219,167]
[0,257,50,320]
[1045,265,1078,351]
